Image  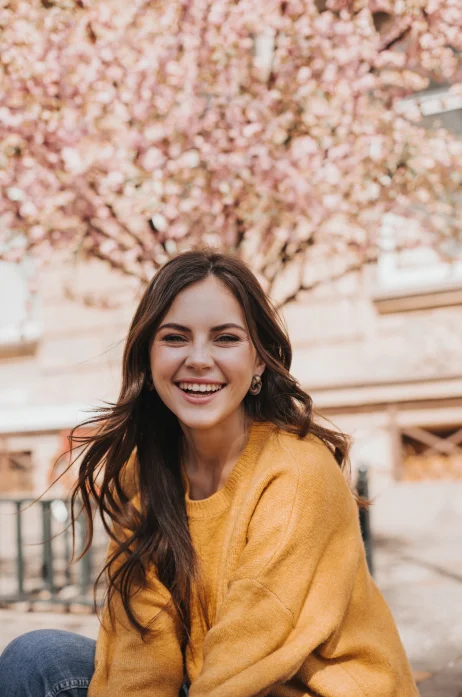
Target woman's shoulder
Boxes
[248,422,357,529]
[256,422,350,494]
[260,423,340,468]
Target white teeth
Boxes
[178,382,224,393]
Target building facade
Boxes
[285,248,462,494]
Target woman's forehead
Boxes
[163,277,246,325]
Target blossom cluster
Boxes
[0,0,461,302]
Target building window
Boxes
[0,258,41,357]
[371,212,462,313]
[377,213,462,292]
[372,83,462,313]
[401,425,462,480]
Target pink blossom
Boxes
[0,0,461,303]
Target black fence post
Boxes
[78,512,92,597]
[41,500,55,596]
[15,501,25,598]
[356,466,374,576]
[64,502,72,587]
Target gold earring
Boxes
[249,375,262,396]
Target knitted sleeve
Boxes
[88,521,184,697]
[188,440,418,697]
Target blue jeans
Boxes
[0,629,188,697]
[0,630,96,697]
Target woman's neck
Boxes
[180,411,250,499]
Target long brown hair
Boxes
[68,249,350,641]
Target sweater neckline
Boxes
[183,421,272,519]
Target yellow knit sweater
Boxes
[88,421,419,697]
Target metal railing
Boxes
[1,468,374,608]
[0,498,105,609]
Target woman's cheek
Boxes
[155,347,184,375]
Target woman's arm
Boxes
[188,440,418,697]
[88,515,185,697]
[88,572,184,697]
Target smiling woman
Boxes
[150,276,265,443]
[0,250,419,697]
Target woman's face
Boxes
[149,276,265,431]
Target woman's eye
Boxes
[216,335,240,343]
[162,334,187,343]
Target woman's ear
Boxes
[254,356,266,377]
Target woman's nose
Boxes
[184,344,213,369]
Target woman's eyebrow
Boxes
[157,322,190,332]
[157,322,246,332]
[211,323,246,332]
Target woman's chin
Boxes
[176,411,224,431]
[174,403,241,432]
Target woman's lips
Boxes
[174,384,226,405]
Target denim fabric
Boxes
[0,629,95,697]
[0,629,189,697]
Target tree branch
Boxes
[275,258,370,309]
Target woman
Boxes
[0,250,418,697]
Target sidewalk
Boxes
[373,480,462,697]
[1,481,461,697]
[0,607,99,650]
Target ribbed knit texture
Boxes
[89,421,419,697]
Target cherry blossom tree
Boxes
[1,0,461,305]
